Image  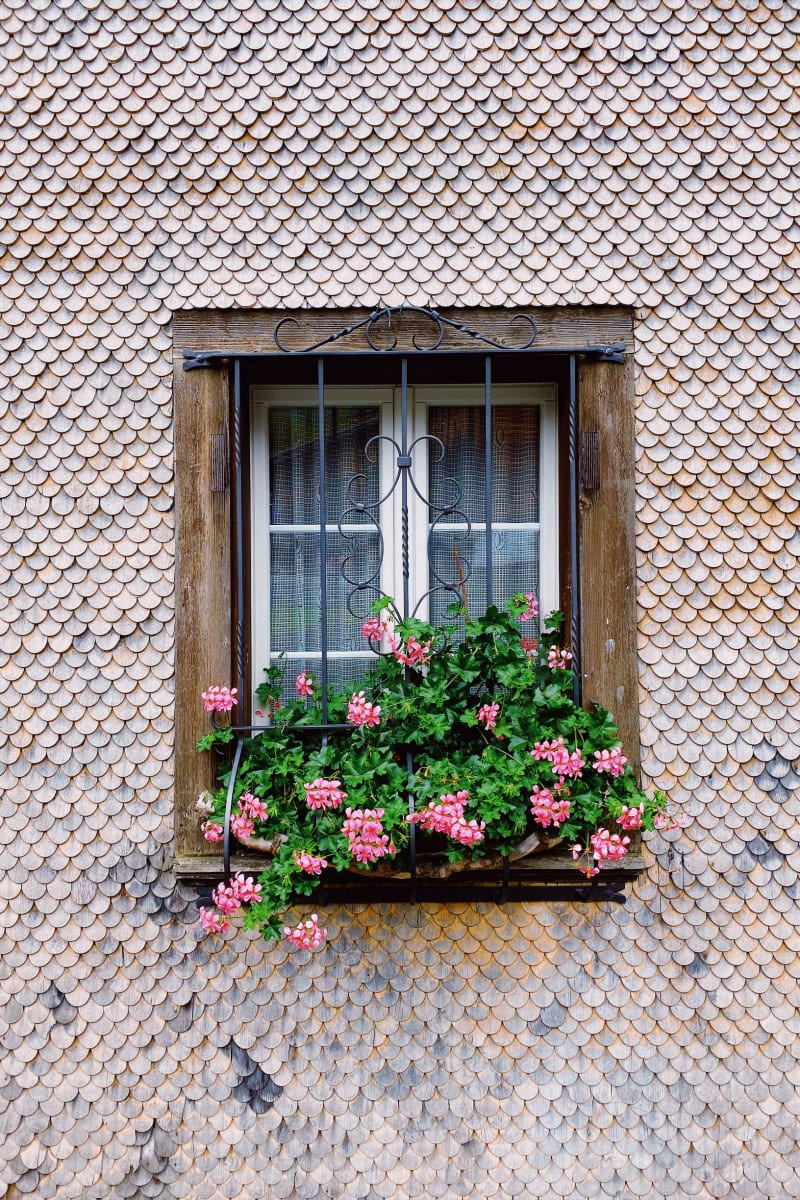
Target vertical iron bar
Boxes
[223,736,245,881]
[399,357,416,900]
[400,356,410,621]
[568,354,581,707]
[233,359,245,710]
[407,748,416,904]
[484,355,493,608]
[317,358,329,725]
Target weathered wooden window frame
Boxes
[173,307,643,893]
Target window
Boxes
[173,306,640,880]
[249,383,558,707]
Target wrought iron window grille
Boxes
[186,307,629,906]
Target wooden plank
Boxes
[578,353,641,770]
[173,306,632,357]
[173,851,646,883]
[174,358,232,861]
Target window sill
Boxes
[173,848,647,902]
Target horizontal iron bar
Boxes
[183,345,626,370]
[313,882,628,905]
[196,879,628,905]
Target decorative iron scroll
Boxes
[273,306,537,354]
[182,312,627,367]
[338,428,472,627]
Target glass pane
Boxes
[427,405,540,523]
[269,407,379,525]
[270,531,381,653]
[428,528,541,629]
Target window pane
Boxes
[270,531,381,653]
[269,407,379,525]
[428,528,541,627]
[427,405,540,523]
[426,405,542,620]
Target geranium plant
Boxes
[196,594,674,945]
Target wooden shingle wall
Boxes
[1,1,799,1197]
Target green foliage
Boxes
[199,595,668,941]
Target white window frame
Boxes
[251,383,557,706]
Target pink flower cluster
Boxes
[201,685,238,714]
[199,907,228,933]
[572,828,631,877]
[202,822,224,842]
[362,615,389,640]
[532,737,565,763]
[593,746,628,777]
[304,778,347,811]
[230,791,269,841]
[295,671,314,697]
[293,850,329,875]
[530,785,571,828]
[347,691,381,727]
[341,808,395,864]
[198,873,263,934]
[547,646,573,669]
[618,803,644,830]
[231,814,254,839]
[519,593,539,622]
[410,791,486,847]
[212,872,262,913]
[477,701,500,731]
[283,913,327,950]
[591,828,630,862]
[532,737,585,779]
[390,634,432,667]
[654,810,690,831]
[240,791,269,821]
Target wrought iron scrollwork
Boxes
[338,426,473,629]
[273,306,537,355]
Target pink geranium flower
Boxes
[530,785,571,828]
[239,792,269,821]
[477,701,500,730]
[199,907,229,934]
[201,685,238,713]
[390,634,432,667]
[231,814,255,840]
[409,790,485,846]
[532,737,565,762]
[304,778,347,810]
[283,914,328,950]
[347,691,381,727]
[362,616,388,640]
[293,850,329,875]
[342,808,394,864]
[593,746,628,777]
[618,803,644,830]
[519,593,539,622]
[295,671,314,697]
[547,646,573,669]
